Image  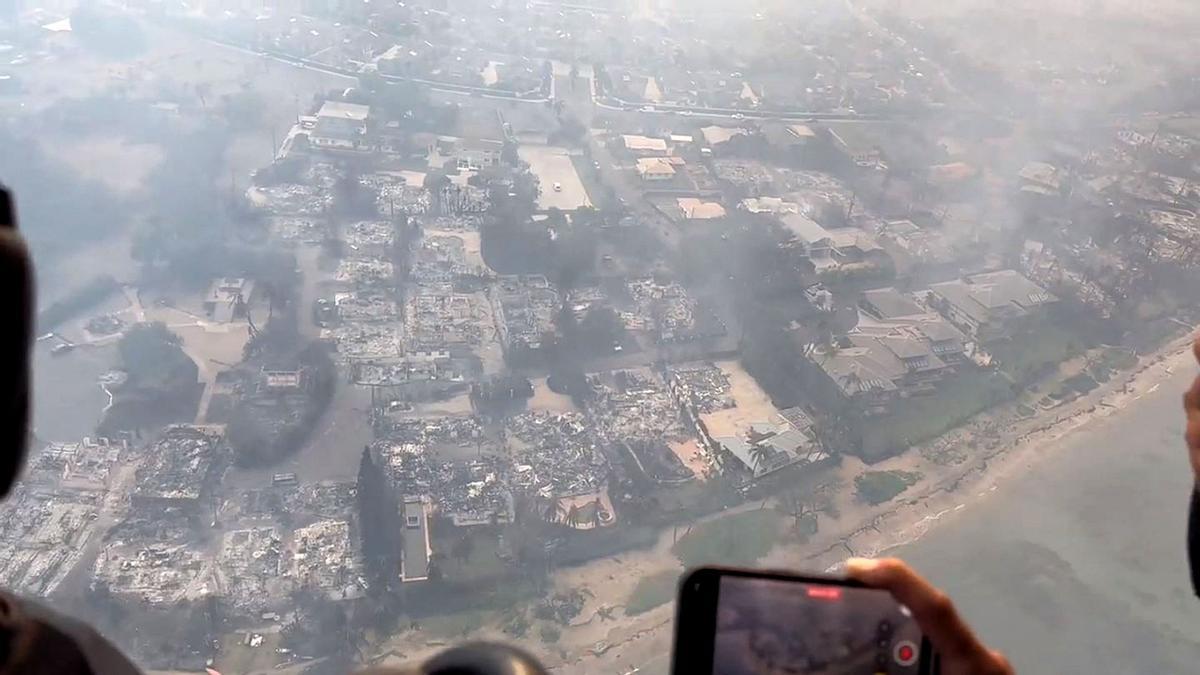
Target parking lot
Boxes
[517,145,593,211]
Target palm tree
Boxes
[589,497,604,528]
[778,488,814,533]
[543,497,566,524]
[452,532,474,564]
[748,443,771,476]
[841,370,864,395]
[564,504,582,529]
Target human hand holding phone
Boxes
[846,558,1012,675]
[673,566,931,674]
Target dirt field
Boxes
[528,377,578,413]
[424,229,487,272]
[413,392,475,417]
[667,438,710,479]
[699,360,781,438]
[517,145,593,211]
[142,291,255,371]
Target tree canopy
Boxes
[117,322,196,391]
[357,447,403,593]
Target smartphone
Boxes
[672,566,935,675]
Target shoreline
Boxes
[550,330,1199,673]
[799,330,1198,572]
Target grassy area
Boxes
[214,631,283,674]
[861,371,1013,459]
[422,609,491,639]
[990,321,1089,384]
[436,529,508,583]
[855,470,921,505]
[625,569,682,616]
[1088,347,1138,383]
[672,509,782,568]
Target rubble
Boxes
[627,278,697,342]
[352,353,464,392]
[234,481,356,523]
[290,520,361,598]
[268,216,325,242]
[411,233,483,283]
[380,440,514,527]
[492,275,559,350]
[712,160,774,192]
[132,426,225,506]
[266,214,324,241]
[94,513,215,606]
[218,527,284,613]
[247,184,332,215]
[343,220,396,254]
[406,284,488,348]
[0,487,98,596]
[363,174,432,216]
[335,258,395,288]
[332,323,402,361]
[421,215,484,232]
[33,437,124,492]
[507,411,609,499]
[587,369,687,443]
[668,364,734,414]
[334,290,400,323]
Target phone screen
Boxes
[711,575,924,675]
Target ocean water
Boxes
[899,365,1200,673]
[30,340,116,444]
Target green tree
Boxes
[748,443,771,475]
[117,322,196,390]
[357,447,403,593]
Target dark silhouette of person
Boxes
[0,186,141,674]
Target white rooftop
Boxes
[318,100,371,122]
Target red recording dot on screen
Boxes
[897,644,915,662]
[804,586,842,601]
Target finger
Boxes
[1184,373,1200,453]
[1193,336,1200,365]
[0,186,13,230]
[845,558,985,662]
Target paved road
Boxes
[223,244,375,489]
[161,15,903,126]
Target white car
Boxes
[553,182,563,192]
